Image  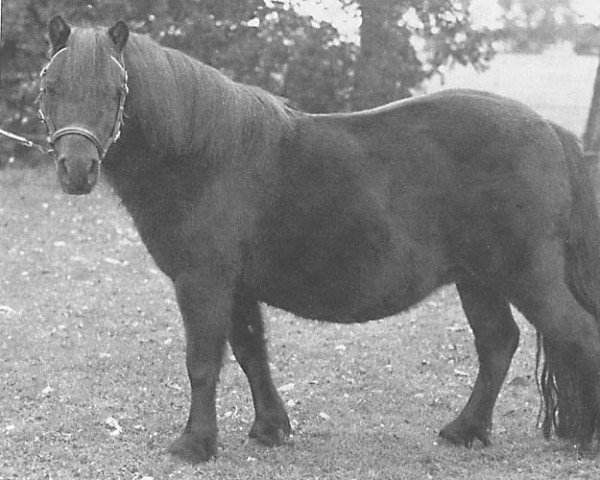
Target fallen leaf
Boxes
[105,416,123,436]
[448,324,467,332]
[222,407,238,419]
[41,385,53,397]
[277,383,295,393]
[69,255,91,264]
[103,257,119,264]
[0,305,17,316]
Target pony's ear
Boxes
[108,21,129,53]
[48,15,71,54]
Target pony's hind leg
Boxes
[511,274,600,448]
[439,280,519,447]
[229,287,291,446]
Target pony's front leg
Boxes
[229,285,290,446]
[168,270,234,463]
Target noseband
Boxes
[37,48,128,160]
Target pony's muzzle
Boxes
[57,154,99,195]
[54,133,101,195]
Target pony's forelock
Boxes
[62,27,122,98]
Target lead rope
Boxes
[0,127,51,154]
[0,50,69,155]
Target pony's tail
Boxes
[536,123,600,447]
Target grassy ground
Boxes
[1,171,599,480]
[2,50,600,479]
[426,45,600,136]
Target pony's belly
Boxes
[252,245,449,323]
[257,273,440,323]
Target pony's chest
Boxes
[117,175,254,279]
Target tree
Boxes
[497,0,577,53]
[352,0,416,108]
[584,55,600,153]
[150,1,357,112]
[350,0,495,109]
[1,0,496,164]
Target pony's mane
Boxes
[120,32,297,159]
[64,26,297,160]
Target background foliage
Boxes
[0,0,495,163]
[496,0,577,53]
[0,0,588,163]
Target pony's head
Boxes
[40,16,129,194]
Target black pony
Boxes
[40,16,600,463]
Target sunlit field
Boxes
[2,49,600,479]
[427,44,600,137]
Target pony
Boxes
[39,15,600,463]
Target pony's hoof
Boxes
[249,416,291,446]
[439,418,490,448]
[168,432,217,464]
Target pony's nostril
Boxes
[87,160,99,185]
[57,156,68,172]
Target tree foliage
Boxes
[0,0,495,162]
[496,0,577,53]
[351,0,495,108]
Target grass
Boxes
[426,44,600,137]
[1,169,599,480]
[2,50,600,479]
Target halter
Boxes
[37,48,129,160]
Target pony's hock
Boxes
[43,14,600,464]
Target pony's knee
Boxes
[474,314,520,357]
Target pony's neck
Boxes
[121,35,295,162]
